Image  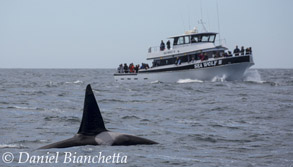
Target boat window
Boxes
[209,35,215,42]
[198,35,202,42]
[191,35,199,43]
[153,57,177,67]
[155,60,160,66]
[173,37,178,45]
[185,36,190,44]
[181,56,188,63]
[177,36,184,45]
[173,37,185,45]
[201,35,210,42]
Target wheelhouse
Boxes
[148,32,223,67]
[172,32,217,46]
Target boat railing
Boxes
[148,41,214,54]
[148,46,173,53]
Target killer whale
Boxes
[39,84,157,149]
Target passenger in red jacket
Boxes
[199,51,204,61]
[129,63,135,73]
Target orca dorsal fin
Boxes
[77,84,107,135]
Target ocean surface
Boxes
[0,69,292,167]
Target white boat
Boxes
[114,28,254,82]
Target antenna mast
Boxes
[199,0,207,32]
[188,12,191,30]
[198,20,207,32]
[200,0,203,21]
[216,0,221,44]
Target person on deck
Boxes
[199,51,205,61]
[245,47,250,55]
[140,63,145,69]
[160,40,165,51]
[240,46,245,55]
[129,63,134,73]
[204,53,208,60]
[124,63,129,73]
[135,65,139,73]
[166,40,171,50]
[175,57,181,65]
[233,46,240,56]
[191,55,195,63]
[117,64,123,73]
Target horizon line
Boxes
[0,67,292,70]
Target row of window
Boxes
[173,34,216,45]
[152,50,224,67]
[118,78,148,81]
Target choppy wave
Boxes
[7,106,44,111]
[0,144,26,149]
[65,80,83,84]
[150,80,162,84]
[1,69,292,167]
[177,79,203,83]
[99,99,127,103]
[176,120,201,125]
[44,116,80,122]
[121,115,141,120]
[46,80,83,87]
[46,81,60,87]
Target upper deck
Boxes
[147,32,220,60]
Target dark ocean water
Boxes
[0,69,292,167]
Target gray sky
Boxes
[0,0,292,68]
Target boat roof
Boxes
[169,32,218,39]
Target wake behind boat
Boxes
[114,27,254,82]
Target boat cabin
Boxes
[147,32,219,60]
[146,32,229,67]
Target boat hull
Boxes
[114,55,254,82]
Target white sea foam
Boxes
[211,75,227,82]
[46,81,59,87]
[0,144,24,149]
[177,79,203,84]
[8,106,39,111]
[65,80,83,84]
[73,80,83,84]
[11,106,30,110]
[150,80,161,84]
[243,69,265,83]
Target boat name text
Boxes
[194,60,222,69]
